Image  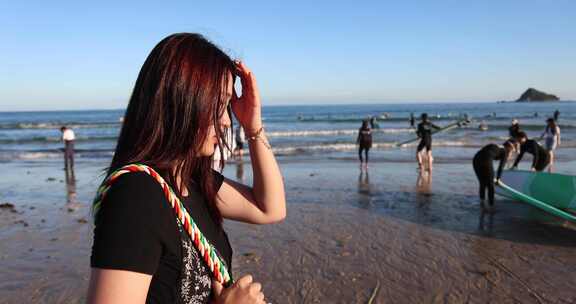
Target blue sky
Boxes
[1,0,575,111]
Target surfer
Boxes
[553,109,560,121]
[473,140,518,211]
[540,118,561,172]
[512,132,550,172]
[409,112,415,128]
[369,116,379,129]
[356,120,372,169]
[416,113,441,171]
[508,119,521,139]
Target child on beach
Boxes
[356,120,372,169]
[88,33,285,304]
[512,132,550,172]
[473,140,518,211]
[416,113,440,172]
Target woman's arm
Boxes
[87,269,152,304]
[215,61,286,225]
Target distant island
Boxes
[516,88,560,102]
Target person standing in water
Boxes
[508,119,521,139]
[60,126,76,173]
[416,113,440,171]
[540,118,561,172]
[553,109,560,121]
[234,125,245,159]
[473,139,518,211]
[356,120,372,169]
[409,112,415,128]
[512,131,550,171]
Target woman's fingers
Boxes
[234,61,259,101]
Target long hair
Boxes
[107,33,235,225]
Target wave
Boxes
[0,121,120,130]
[0,135,119,144]
[266,128,413,138]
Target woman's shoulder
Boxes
[98,171,171,219]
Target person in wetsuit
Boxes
[512,131,550,171]
[473,140,518,210]
[508,119,521,139]
[416,113,441,171]
[357,120,372,169]
[409,112,415,128]
[553,109,560,122]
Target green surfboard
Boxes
[496,170,576,223]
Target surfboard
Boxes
[496,170,576,210]
[395,117,470,147]
[496,170,576,223]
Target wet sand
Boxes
[1,159,575,303]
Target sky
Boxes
[0,0,575,111]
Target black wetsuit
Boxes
[508,124,520,138]
[416,121,440,152]
[513,139,550,171]
[554,110,560,121]
[358,127,372,163]
[473,144,508,206]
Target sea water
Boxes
[1,102,574,164]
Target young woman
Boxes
[540,118,561,172]
[473,140,518,211]
[87,33,286,304]
[356,119,372,169]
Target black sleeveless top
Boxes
[91,171,232,303]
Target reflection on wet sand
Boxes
[65,168,81,211]
[357,169,372,208]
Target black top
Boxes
[358,127,372,148]
[513,139,548,169]
[475,144,508,179]
[91,171,232,304]
[416,121,440,140]
[508,124,520,138]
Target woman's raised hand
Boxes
[212,275,266,304]
[231,61,263,136]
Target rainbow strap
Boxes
[93,163,232,286]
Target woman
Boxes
[540,118,561,172]
[88,33,286,304]
[356,119,372,169]
[473,140,518,211]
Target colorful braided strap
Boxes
[93,163,232,286]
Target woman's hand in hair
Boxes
[211,275,266,304]
[232,61,263,135]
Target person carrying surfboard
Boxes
[416,113,441,172]
[473,139,518,211]
[512,131,551,172]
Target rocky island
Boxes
[516,88,560,102]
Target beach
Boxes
[1,153,575,303]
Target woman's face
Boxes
[198,75,234,157]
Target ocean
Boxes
[1,102,575,164]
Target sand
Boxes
[1,158,575,303]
